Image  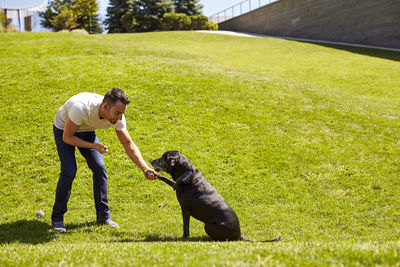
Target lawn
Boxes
[0,31,399,266]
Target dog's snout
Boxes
[151,157,165,172]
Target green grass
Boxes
[0,31,400,266]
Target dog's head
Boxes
[151,151,193,180]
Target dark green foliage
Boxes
[107,0,175,33]
[174,0,203,15]
[190,14,211,30]
[190,14,207,29]
[162,13,217,31]
[40,0,67,29]
[105,0,132,33]
[121,13,137,33]
[130,0,175,32]
[105,0,209,33]
[162,13,191,30]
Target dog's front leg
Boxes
[181,207,190,239]
[157,176,176,189]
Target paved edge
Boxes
[197,30,400,53]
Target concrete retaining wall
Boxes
[218,0,400,49]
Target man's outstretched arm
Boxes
[116,129,157,180]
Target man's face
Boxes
[105,100,127,124]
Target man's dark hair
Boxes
[103,88,130,106]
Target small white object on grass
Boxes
[36,210,45,217]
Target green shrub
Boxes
[202,21,218,30]
[190,15,208,30]
[162,13,217,31]
[161,13,177,30]
[0,12,5,27]
[162,13,191,30]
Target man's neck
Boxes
[98,104,105,120]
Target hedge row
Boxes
[162,13,218,31]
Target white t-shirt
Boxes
[54,92,127,132]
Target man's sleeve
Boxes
[68,104,84,126]
[115,115,127,131]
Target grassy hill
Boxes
[0,31,399,266]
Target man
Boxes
[52,88,157,233]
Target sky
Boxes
[97,0,241,18]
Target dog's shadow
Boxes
[0,219,56,244]
[111,231,212,243]
[142,234,211,242]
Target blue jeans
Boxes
[52,125,110,223]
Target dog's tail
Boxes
[240,235,281,242]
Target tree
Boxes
[124,0,175,32]
[40,0,71,29]
[40,0,102,33]
[105,0,208,33]
[174,0,203,16]
[75,0,103,33]
[51,5,78,30]
[105,0,132,33]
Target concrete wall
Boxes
[219,0,400,49]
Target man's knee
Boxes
[89,160,106,175]
[60,167,77,181]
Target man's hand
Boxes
[94,144,109,154]
[63,118,109,153]
[144,169,158,180]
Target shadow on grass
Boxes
[110,231,211,242]
[0,219,55,244]
[66,221,97,231]
[141,234,211,242]
[297,41,400,62]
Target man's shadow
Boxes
[0,220,213,244]
[0,220,55,244]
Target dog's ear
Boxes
[166,156,176,168]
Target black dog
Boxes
[150,151,280,242]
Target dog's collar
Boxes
[175,168,195,185]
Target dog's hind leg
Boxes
[204,223,239,241]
